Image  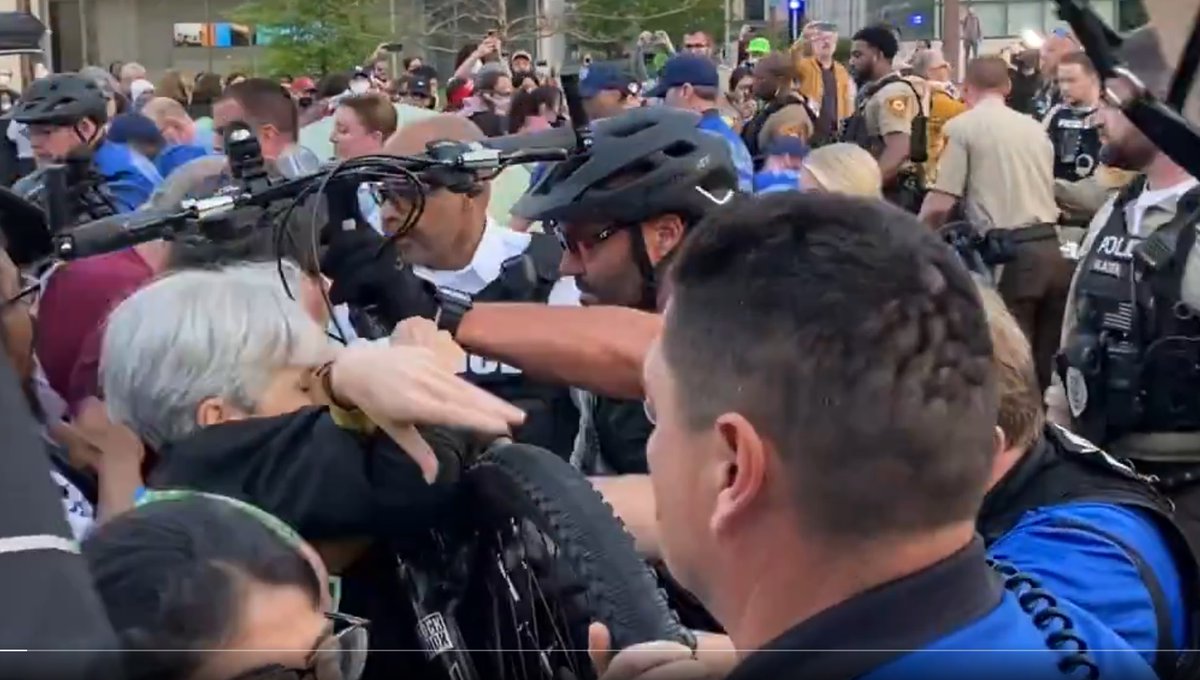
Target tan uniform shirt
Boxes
[1046,176,1200,459]
[932,96,1059,230]
[863,78,921,144]
[758,100,815,150]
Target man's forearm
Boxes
[456,303,661,400]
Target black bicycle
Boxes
[0,85,692,680]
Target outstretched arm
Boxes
[457,303,662,400]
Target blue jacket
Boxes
[154,144,210,180]
[989,502,1187,667]
[753,168,801,193]
[725,541,1155,680]
[92,140,162,212]
[697,109,753,193]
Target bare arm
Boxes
[456,303,662,400]
[877,132,911,185]
[918,190,958,229]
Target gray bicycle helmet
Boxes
[511,106,738,225]
[7,73,110,126]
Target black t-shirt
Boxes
[814,65,839,144]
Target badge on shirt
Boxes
[886,96,909,117]
[777,122,804,138]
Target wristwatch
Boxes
[434,286,474,337]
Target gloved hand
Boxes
[321,227,438,329]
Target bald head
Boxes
[142,96,189,125]
[384,114,487,156]
[142,96,197,146]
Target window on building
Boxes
[973,2,1007,38]
[1005,2,1042,36]
[744,0,766,23]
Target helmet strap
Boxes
[626,223,660,311]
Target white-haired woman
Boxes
[101,263,522,544]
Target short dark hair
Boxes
[476,68,510,94]
[317,71,351,99]
[663,193,996,540]
[508,84,561,133]
[218,78,299,141]
[166,204,321,276]
[338,92,399,138]
[83,496,320,680]
[853,24,899,61]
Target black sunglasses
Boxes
[551,221,628,254]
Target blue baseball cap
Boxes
[764,136,809,158]
[579,62,639,99]
[646,54,719,98]
[108,113,164,146]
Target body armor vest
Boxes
[979,424,1200,679]
[458,234,579,457]
[1059,178,1200,446]
[1047,105,1101,182]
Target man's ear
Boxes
[644,214,687,263]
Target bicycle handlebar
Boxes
[51,144,571,261]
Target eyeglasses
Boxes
[21,124,68,140]
[551,221,626,254]
[228,611,370,680]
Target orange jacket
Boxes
[791,52,854,123]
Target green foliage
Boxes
[230,0,386,77]
[571,0,726,52]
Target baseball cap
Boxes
[130,78,155,101]
[405,75,432,97]
[579,62,639,98]
[748,37,772,54]
[290,76,317,93]
[645,54,719,98]
[108,112,165,146]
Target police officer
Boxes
[1050,27,1200,550]
[346,113,581,456]
[510,106,740,478]
[843,24,928,212]
[7,72,161,215]
[1043,52,1103,184]
[918,56,1066,392]
[739,52,818,167]
[600,191,1155,680]
[979,286,1199,678]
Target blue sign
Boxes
[909,13,925,26]
[788,0,800,9]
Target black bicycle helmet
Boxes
[512,106,739,225]
[6,73,110,126]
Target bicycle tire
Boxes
[466,441,691,651]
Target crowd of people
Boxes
[3,5,1200,680]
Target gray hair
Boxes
[78,65,119,99]
[101,262,329,449]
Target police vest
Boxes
[978,424,1200,679]
[458,233,579,458]
[1060,178,1200,445]
[839,74,928,165]
[740,92,816,167]
[1046,105,1101,182]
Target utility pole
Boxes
[723,0,731,64]
[389,0,398,75]
[942,0,961,80]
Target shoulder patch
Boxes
[886,95,908,116]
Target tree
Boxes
[230,0,386,76]
[566,0,725,52]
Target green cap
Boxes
[748,37,772,54]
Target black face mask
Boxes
[298,96,314,109]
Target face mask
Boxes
[349,79,370,95]
[298,96,314,109]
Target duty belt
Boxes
[1008,223,1059,244]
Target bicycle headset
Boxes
[510,106,739,308]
